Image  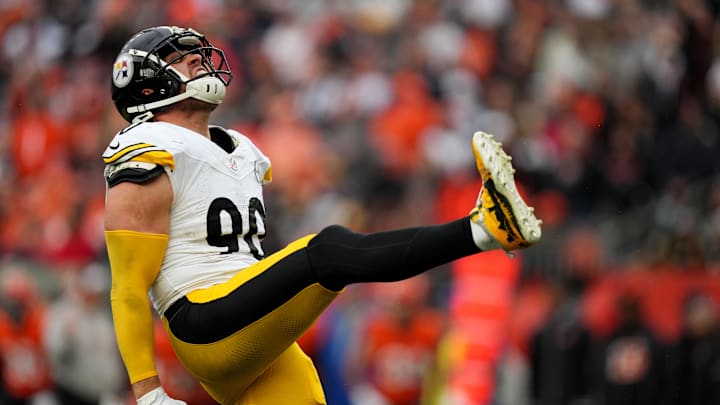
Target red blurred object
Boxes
[154,320,217,405]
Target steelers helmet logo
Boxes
[112,54,134,88]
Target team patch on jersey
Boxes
[112,54,134,88]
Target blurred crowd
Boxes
[0,0,720,404]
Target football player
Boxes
[103,26,542,405]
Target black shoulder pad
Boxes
[105,162,165,188]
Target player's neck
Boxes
[155,111,211,138]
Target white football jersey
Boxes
[103,121,272,315]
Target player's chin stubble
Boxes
[172,98,218,115]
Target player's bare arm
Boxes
[104,174,173,400]
[105,174,172,233]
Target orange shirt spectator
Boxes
[370,71,443,177]
[10,109,66,180]
[358,276,445,405]
[0,268,52,403]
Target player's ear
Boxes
[142,89,154,96]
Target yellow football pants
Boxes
[162,235,340,404]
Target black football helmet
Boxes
[111,26,233,123]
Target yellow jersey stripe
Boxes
[104,145,175,170]
[103,143,155,163]
[131,150,175,171]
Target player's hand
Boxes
[137,387,188,405]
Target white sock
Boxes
[469,216,500,251]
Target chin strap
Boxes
[132,111,155,124]
[126,76,226,117]
[125,49,226,120]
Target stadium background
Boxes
[0,0,719,404]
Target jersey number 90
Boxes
[206,197,266,259]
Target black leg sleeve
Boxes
[306,216,480,290]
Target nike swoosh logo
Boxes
[108,141,120,150]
